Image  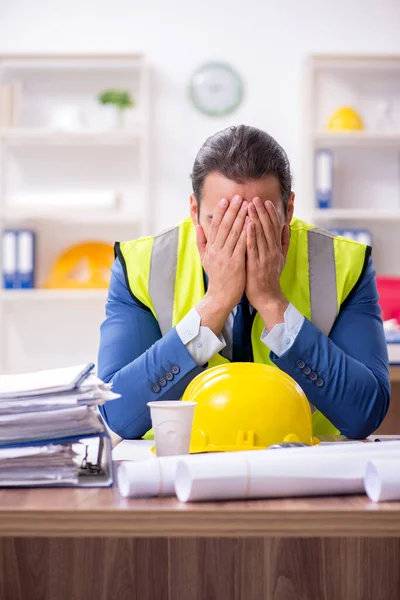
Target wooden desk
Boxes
[1,487,400,600]
[377,365,400,434]
[390,365,400,383]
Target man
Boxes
[98,125,390,440]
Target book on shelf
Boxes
[1,229,35,289]
[0,81,22,128]
[315,149,333,209]
[327,228,372,246]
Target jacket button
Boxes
[309,372,318,381]
[165,372,174,381]
[315,378,325,387]
[303,365,311,376]
[152,384,161,393]
[171,365,180,375]
[296,360,305,370]
[158,377,167,387]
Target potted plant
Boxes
[98,89,135,129]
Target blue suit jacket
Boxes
[98,257,390,440]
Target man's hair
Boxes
[190,125,292,211]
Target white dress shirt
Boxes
[176,303,305,365]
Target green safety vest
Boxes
[116,216,369,436]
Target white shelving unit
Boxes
[0,289,108,301]
[313,131,400,148]
[1,206,139,224]
[0,128,143,144]
[304,55,400,276]
[313,209,400,222]
[0,54,150,373]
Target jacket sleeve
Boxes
[271,257,390,439]
[97,258,205,439]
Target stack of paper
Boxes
[0,363,119,487]
[0,444,79,486]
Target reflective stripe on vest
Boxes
[307,228,338,336]
[150,225,339,337]
[149,226,180,336]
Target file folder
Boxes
[0,432,114,488]
[17,229,35,289]
[2,229,17,289]
[315,149,333,209]
[0,363,96,400]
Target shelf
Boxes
[313,132,400,148]
[1,207,139,225]
[0,55,144,71]
[310,55,400,72]
[0,289,108,301]
[0,129,143,146]
[313,209,400,222]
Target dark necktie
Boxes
[232,293,252,362]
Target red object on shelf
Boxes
[376,277,400,322]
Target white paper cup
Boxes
[147,401,196,456]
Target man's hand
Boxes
[195,195,248,335]
[246,198,290,331]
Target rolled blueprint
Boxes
[365,458,400,502]
[117,441,400,501]
[118,456,179,498]
[117,450,268,498]
[175,441,400,503]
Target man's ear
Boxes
[286,192,295,224]
[190,194,199,226]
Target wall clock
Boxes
[189,62,243,117]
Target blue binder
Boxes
[327,228,372,246]
[315,149,333,209]
[17,229,35,289]
[0,432,114,488]
[2,229,18,289]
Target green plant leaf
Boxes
[97,89,135,110]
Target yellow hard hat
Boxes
[182,363,319,453]
[327,106,364,131]
[45,242,114,289]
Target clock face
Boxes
[189,62,243,117]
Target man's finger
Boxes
[246,218,258,261]
[234,222,248,257]
[265,200,281,247]
[249,202,266,260]
[281,223,290,261]
[196,224,207,260]
[225,200,248,253]
[209,198,229,245]
[254,197,276,251]
[214,195,243,247]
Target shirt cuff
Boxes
[261,303,305,358]
[176,307,226,366]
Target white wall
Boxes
[1,0,399,232]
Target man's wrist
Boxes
[257,295,289,332]
[196,292,232,336]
